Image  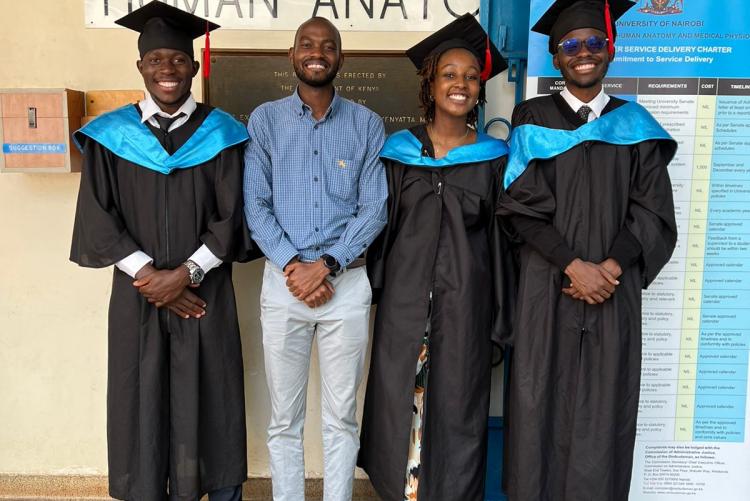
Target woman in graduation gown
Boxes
[357,14,515,501]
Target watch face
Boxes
[324,255,338,270]
[192,268,205,284]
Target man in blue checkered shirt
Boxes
[243,17,387,501]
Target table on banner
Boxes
[635,77,750,446]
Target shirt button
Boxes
[314,150,318,155]
[314,202,319,208]
[315,246,320,251]
[314,124,319,130]
[314,176,319,182]
[315,227,319,232]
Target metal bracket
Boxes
[27,107,37,129]
[506,57,528,105]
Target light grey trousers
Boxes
[260,261,371,501]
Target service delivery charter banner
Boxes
[84,0,479,31]
[526,1,750,499]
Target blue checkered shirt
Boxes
[243,90,388,269]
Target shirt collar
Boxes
[560,86,610,120]
[138,93,197,123]
[291,86,341,121]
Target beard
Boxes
[561,58,610,90]
[293,59,338,88]
[568,75,603,89]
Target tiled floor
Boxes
[0,496,380,501]
[0,476,381,501]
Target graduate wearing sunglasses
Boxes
[498,1,678,500]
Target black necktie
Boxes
[577,105,592,122]
[154,113,184,133]
[153,113,185,154]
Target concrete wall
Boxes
[0,0,516,478]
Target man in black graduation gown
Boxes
[70,3,253,500]
[498,1,678,500]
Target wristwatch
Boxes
[321,254,341,275]
[182,259,205,285]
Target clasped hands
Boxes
[284,258,335,308]
[563,257,622,305]
[132,264,207,319]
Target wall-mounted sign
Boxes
[84,0,479,31]
[2,143,67,154]
[203,50,424,134]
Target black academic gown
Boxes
[358,125,515,501]
[498,94,677,501]
[70,104,255,501]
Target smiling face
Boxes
[553,27,613,95]
[137,48,199,114]
[429,48,481,122]
[289,18,343,89]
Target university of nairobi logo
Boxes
[639,0,684,15]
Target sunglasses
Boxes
[557,36,609,56]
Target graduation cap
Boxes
[531,0,636,55]
[115,1,220,78]
[406,13,507,82]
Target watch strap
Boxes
[183,259,205,284]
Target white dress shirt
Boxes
[139,92,196,131]
[115,94,221,278]
[560,86,610,122]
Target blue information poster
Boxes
[525,1,750,499]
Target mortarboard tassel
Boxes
[604,0,615,58]
[480,36,492,82]
[203,20,211,78]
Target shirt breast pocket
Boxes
[324,156,359,205]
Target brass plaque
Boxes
[203,50,424,134]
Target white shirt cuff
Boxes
[189,244,222,273]
[115,251,153,278]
